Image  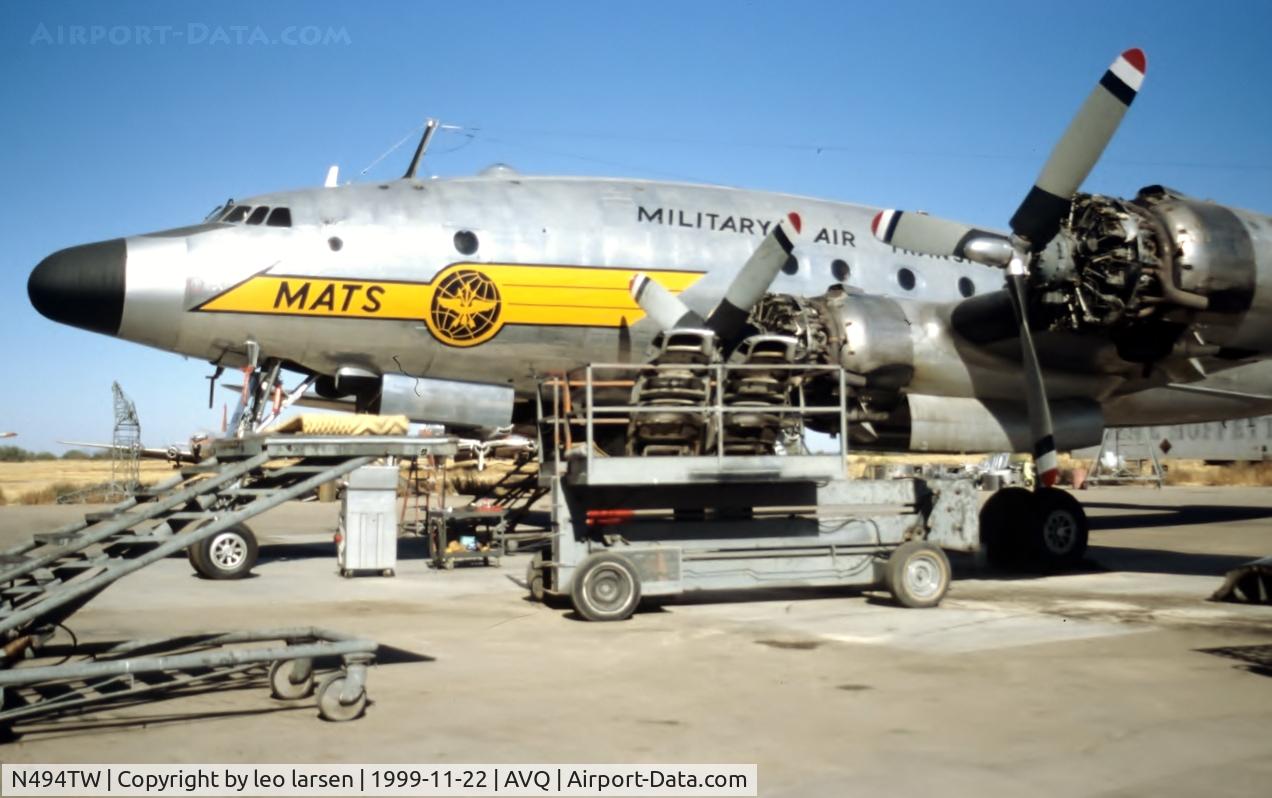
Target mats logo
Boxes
[427,269,502,346]
[193,262,700,348]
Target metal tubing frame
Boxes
[553,362,851,474]
[0,627,375,724]
[0,455,270,584]
[0,455,374,635]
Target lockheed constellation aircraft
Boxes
[28,49,1272,570]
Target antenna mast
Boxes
[403,118,439,179]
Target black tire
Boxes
[1025,488,1089,572]
[886,541,951,608]
[191,522,259,580]
[979,487,1034,569]
[570,552,641,622]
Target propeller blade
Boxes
[1005,266,1059,487]
[1010,48,1147,250]
[629,273,703,330]
[871,210,1012,267]
[705,212,801,340]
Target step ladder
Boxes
[0,447,377,639]
[1085,428,1165,487]
[474,455,548,537]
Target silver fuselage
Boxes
[34,172,1272,431]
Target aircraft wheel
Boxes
[571,553,641,622]
[886,541,950,608]
[1026,488,1089,572]
[191,523,259,579]
[979,487,1033,568]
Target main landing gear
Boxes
[979,487,1089,572]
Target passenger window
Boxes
[454,230,479,256]
[781,255,799,275]
[958,276,976,298]
[831,259,850,282]
[246,206,270,225]
[223,206,250,223]
[266,207,292,227]
[897,267,916,291]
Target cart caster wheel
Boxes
[383,569,395,578]
[886,541,951,609]
[269,659,315,700]
[527,561,545,602]
[316,672,367,722]
[443,559,455,570]
[571,552,641,622]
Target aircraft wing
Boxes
[58,440,199,464]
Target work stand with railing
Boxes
[526,362,980,621]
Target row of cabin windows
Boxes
[786,256,977,298]
[218,204,292,227]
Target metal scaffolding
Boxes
[110,382,141,496]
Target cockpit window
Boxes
[223,205,250,223]
[246,206,270,225]
[266,207,292,227]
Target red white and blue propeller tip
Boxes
[1103,48,1147,105]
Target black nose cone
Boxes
[29,239,126,336]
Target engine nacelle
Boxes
[375,374,514,429]
[1036,186,1272,357]
[899,395,1104,454]
[823,291,915,390]
[1140,186,1256,312]
[307,372,514,430]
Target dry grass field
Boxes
[0,460,173,504]
[1,452,1269,505]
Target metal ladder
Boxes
[476,456,548,534]
[0,448,376,640]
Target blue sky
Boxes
[2,0,1271,451]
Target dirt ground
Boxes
[0,486,1270,796]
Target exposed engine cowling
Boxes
[749,287,915,394]
[1031,186,1262,359]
